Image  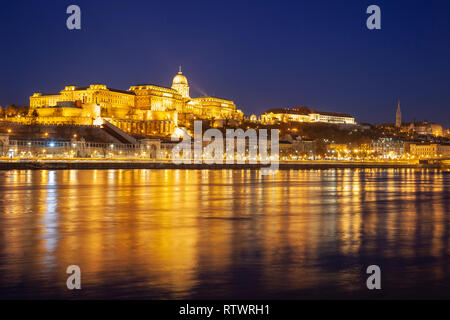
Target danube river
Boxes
[0,169,449,299]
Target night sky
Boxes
[0,0,449,126]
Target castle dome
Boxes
[172,67,188,85]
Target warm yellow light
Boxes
[93,117,104,126]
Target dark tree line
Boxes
[0,105,30,118]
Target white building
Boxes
[261,106,355,125]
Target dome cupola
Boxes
[172,67,188,85]
[171,66,190,98]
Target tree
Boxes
[18,105,30,116]
[5,105,18,117]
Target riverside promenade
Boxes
[0,159,445,170]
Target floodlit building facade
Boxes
[28,69,243,136]
[409,143,450,158]
[408,122,444,137]
[261,106,355,125]
[371,138,405,158]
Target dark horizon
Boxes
[1,0,449,127]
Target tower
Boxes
[396,100,401,128]
[171,66,190,98]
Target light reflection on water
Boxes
[0,169,449,299]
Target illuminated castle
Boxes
[28,68,243,136]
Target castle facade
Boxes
[28,69,243,136]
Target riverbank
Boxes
[0,159,446,170]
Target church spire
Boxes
[396,100,402,128]
[178,65,182,74]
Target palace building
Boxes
[28,68,243,136]
[261,106,355,125]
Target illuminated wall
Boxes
[27,70,245,135]
[30,85,134,119]
[261,108,355,125]
[129,85,184,114]
[191,97,242,119]
[410,144,450,158]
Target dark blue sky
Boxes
[1,0,449,126]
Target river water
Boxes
[0,169,449,299]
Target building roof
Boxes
[107,88,135,95]
[263,107,353,118]
[39,93,60,96]
[309,109,353,118]
[129,84,178,92]
[192,96,235,104]
[33,85,136,97]
[61,85,135,95]
[264,107,310,115]
[172,70,188,85]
